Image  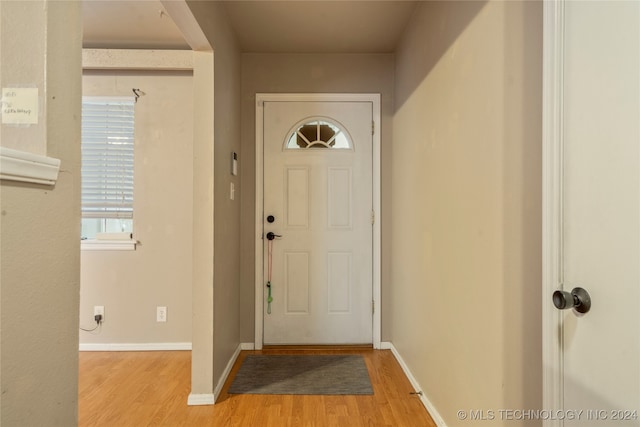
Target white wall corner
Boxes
[386,343,448,427]
[213,343,243,402]
[0,146,61,185]
[187,393,215,406]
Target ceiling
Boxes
[82,0,419,53]
[83,0,191,49]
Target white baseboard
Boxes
[240,342,255,350]
[381,342,448,427]
[213,343,244,402]
[79,342,192,351]
[188,342,253,406]
[187,393,215,406]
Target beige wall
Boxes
[391,1,542,425]
[186,0,242,392]
[0,0,82,424]
[239,53,394,342]
[80,71,194,345]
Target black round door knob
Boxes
[553,287,591,314]
[267,215,275,223]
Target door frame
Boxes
[254,93,381,350]
[542,1,564,425]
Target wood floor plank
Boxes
[79,349,437,426]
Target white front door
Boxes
[261,99,373,345]
[544,1,639,426]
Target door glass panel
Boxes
[285,118,352,150]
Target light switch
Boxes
[230,182,235,200]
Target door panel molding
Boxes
[255,93,381,350]
[542,2,565,425]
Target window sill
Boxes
[81,239,136,251]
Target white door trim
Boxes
[542,2,564,425]
[254,93,381,350]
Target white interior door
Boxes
[545,1,639,425]
[262,100,373,345]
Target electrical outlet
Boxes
[94,306,105,322]
[156,306,167,322]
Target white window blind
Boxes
[81,97,135,219]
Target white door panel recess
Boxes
[260,99,375,345]
[543,2,639,426]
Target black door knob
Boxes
[553,287,591,314]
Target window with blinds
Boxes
[81,97,135,240]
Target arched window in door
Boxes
[284,117,353,150]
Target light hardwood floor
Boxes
[79,348,437,426]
